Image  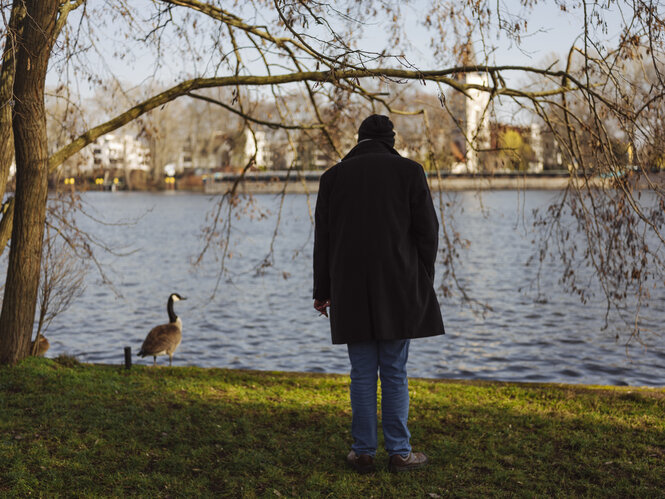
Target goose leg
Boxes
[153,356,157,366]
[169,355,173,367]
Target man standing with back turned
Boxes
[313,114,445,474]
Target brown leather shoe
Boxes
[389,451,428,472]
[346,450,375,474]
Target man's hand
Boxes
[313,299,331,317]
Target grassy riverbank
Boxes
[1,357,663,497]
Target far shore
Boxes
[204,175,572,194]
[26,170,664,194]
[202,171,665,194]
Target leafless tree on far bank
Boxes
[32,223,87,356]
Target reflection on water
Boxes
[34,190,665,386]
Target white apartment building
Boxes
[88,134,151,173]
[176,128,272,173]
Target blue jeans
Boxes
[347,339,411,457]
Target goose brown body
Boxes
[31,336,50,357]
[138,293,185,366]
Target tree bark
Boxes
[0,197,14,252]
[0,1,25,198]
[0,1,26,258]
[0,1,59,365]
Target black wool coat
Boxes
[313,139,445,344]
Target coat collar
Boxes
[341,139,401,161]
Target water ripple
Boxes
[28,191,665,387]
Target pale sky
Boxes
[47,1,626,103]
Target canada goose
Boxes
[138,293,186,366]
[31,336,50,357]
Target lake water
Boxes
[36,190,665,386]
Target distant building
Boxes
[176,128,273,173]
[484,123,545,173]
[448,46,491,173]
[173,126,339,173]
[245,130,268,167]
[87,134,151,173]
[529,124,544,172]
[247,128,329,171]
[541,128,566,170]
[264,129,296,170]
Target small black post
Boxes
[124,346,132,370]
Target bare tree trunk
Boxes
[0,1,26,257]
[0,1,59,365]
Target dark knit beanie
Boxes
[358,114,395,146]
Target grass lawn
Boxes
[1,356,663,497]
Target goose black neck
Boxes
[167,297,178,323]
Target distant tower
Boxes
[449,44,491,173]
